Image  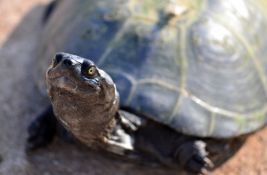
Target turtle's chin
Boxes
[46,76,101,101]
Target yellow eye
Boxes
[88,66,96,76]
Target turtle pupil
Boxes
[87,66,98,78]
[88,67,95,75]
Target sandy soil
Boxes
[0,0,267,175]
[0,0,49,44]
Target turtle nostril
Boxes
[53,53,64,66]
[63,58,73,67]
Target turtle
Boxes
[26,0,267,174]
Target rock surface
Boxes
[0,1,267,175]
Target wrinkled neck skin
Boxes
[47,77,119,148]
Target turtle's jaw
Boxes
[47,76,78,94]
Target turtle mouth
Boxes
[46,67,65,80]
[48,76,78,93]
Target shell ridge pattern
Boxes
[204,3,267,133]
[134,77,267,121]
[174,89,267,121]
[168,0,267,137]
[208,13,267,101]
[160,1,208,131]
[167,25,188,123]
[133,1,209,126]
[137,79,179,92]
[208,112,216,136]
[97,19,132,66]
[127,27,165,106]
[106,68,138,106]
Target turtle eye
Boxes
[81,60,98,78]
[87,66,96,76]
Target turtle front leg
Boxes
[26,105,57,151]
[112,110,213,174]
[102,111,142,156]
[134,127,213,174]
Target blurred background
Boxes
[0,0,267,175]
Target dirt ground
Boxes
[0,0,267,175]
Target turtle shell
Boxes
[35,0,267,138]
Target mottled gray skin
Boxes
[46,53,119,149]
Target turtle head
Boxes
[46,52,116,97]
[46,52,119,144]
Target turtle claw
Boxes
[185,155,213,175]
[175,140,213,174]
